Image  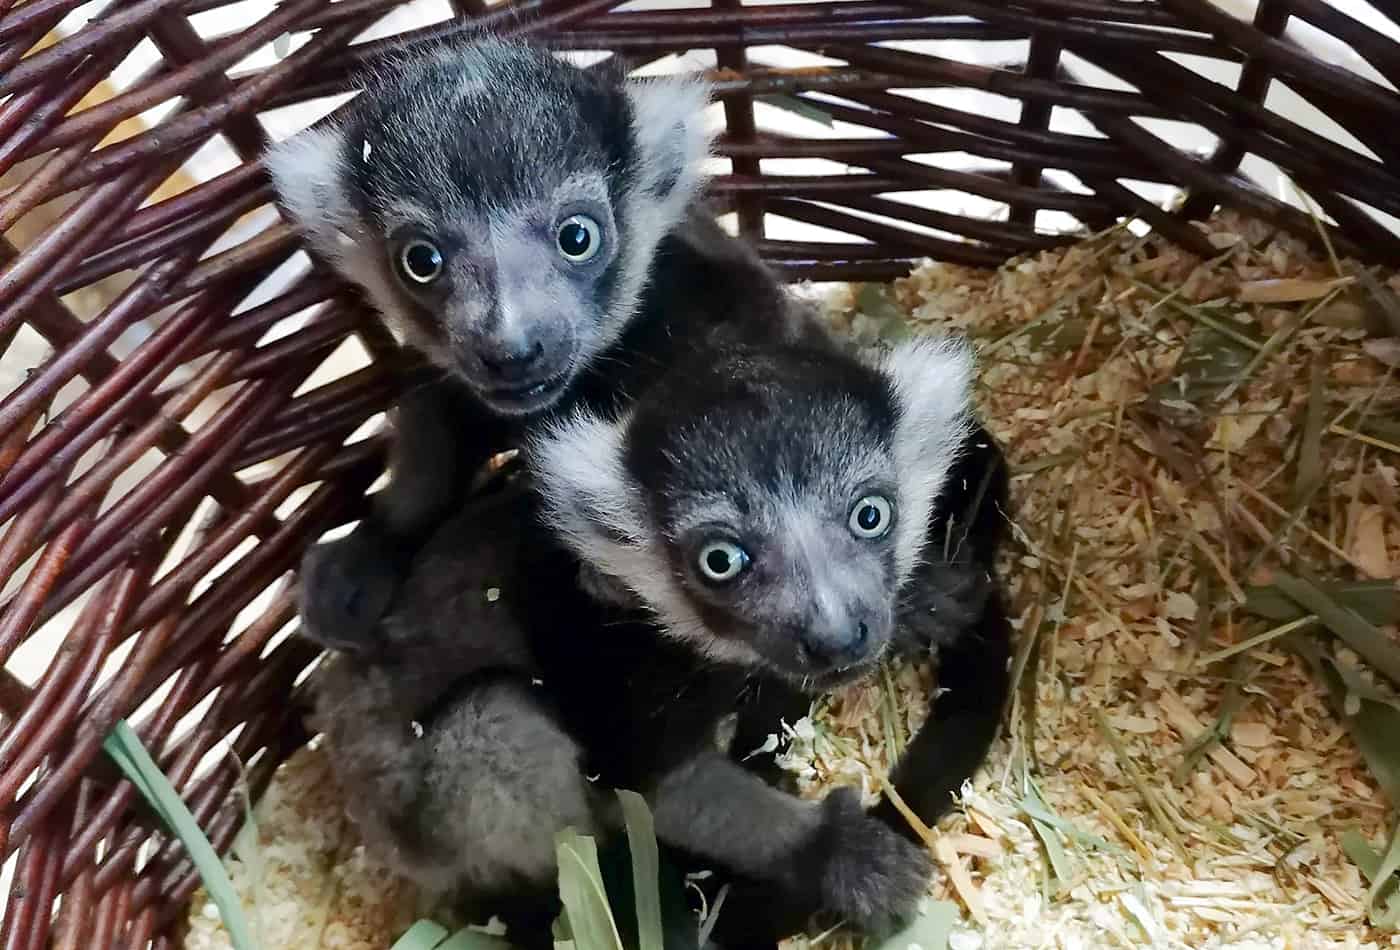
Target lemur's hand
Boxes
[298,525,405,654]
[897,560,995,650]
[809,787,933,935]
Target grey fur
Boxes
[651,753,931,933]
[265,38,713,415]
[312,657,598,897]
[531,335,976,685]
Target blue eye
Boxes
[557,214,602,263]
[698,540,749,583]
[849,495,893,539]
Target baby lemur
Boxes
[266,36,809,653]
[312,328,1011,946]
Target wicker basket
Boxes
[2,1,1398,945]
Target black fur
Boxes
[310,334,1012,945]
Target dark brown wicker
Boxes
[1,1,1398,945]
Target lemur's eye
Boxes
[397,239,444,285]
[697,540,749,584]
[556,215,602,263]
[849,495,893,539]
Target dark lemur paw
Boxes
[297,528,404,654]
[898,563,994,649]
[811,788,933,935]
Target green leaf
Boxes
[1297,638,1400,808]
[1020,783,1115,854]
[1342,827,1400,930]
[874,900,959,950]
[1243,579,1400,626]
[1369,824,1400,927]
[616,790,664,950]
[390,921,449,950]
[1024,318,1091,353]
[437,929,515,950]
[1150,323,1255,407]
[556,829,625,950]
[102,721,257,950]
[856,284,914,342]
[754,94,835,127]
[1324,653,1400,712]
[1294,359,1326,505]
[1271,572,1400,686]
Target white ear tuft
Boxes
[528,409,661,589]
[880,335,978,586]
[623,72,716,206]
[263,125,358,265]
[530,410,728,651]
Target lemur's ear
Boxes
[878,336,977,586]
[623,71,716,207]
[263,124,360,265]
[530,409,656,584]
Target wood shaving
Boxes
[791,208,1398,950]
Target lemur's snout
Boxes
[480,338,546,384]
[800,612,878,666]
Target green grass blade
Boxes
[1243,579,1400,626]
[437,928,515,950]
[1342,828,1400,929]
[1368,823,1400,928]
[1296,637,1400,808]
[616,790,664,950]
[556,828,626,950]
[754,94,834,127]
[390,921,450,950]
[1271,572,1400,685]
[102,720,257,950]
[875,900,959,950]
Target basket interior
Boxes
[2,1,1399,946]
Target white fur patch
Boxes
[264,125,439,357]
[530,411,762,665]
[263,125,356,264]
[586,72,718,360]
[879,336,977,588]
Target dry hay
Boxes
[798,209,1399,950]
[185,210,1400,949]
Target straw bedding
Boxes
[184,209,1399,950]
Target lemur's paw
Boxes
[815,788,933,935]
[298,529,402,654]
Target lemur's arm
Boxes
[650,750,931,937]
[299,380,512,654]
[875,590,1011,837]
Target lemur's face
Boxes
[371,173,622,416]
[263,39,714,419]
[533,338,976,689]
[656,436,903,686]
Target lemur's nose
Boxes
[480,339,545,382]
[801,616,873,666]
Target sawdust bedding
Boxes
[184,210,1400,950]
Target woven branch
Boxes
[2,0,1399,945]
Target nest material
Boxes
[184,210,1398,949]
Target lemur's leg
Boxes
[313,660,602,900]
